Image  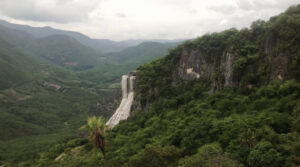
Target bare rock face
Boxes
[173,47,238,91]
[176,49,215,81]
[106,71,136,128]
[172,41,292,92]
[222,52,235,87]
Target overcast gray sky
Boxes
[0,0,298,40]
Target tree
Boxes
[80,116,108,157]
[247,141,283,167]
[125,145,180,167]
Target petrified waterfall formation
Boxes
[106,72,136,128]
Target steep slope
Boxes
[25,35,102,70]
[0,44,32,90]
[0,24,35,48]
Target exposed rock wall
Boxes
[106,71,136,128]
[176,49,215,81]
[174,47,238,91]
[173,44,291,91]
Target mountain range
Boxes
[0,19,183,53]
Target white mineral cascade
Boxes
[106,73,136,128]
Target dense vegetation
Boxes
[21,5,300,167]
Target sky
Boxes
[0,0,298,41]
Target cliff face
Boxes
[106,71,136,128]
[173,43,292,92]
[174,49,237,91]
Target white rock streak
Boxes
[106,73,136,128]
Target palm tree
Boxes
[80,116,108,157]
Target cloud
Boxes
[210,5,236,15]
[251,0,299,10]
[236,0,299,11]
[0,0,100,23]
[188,9,198,15]
[116,13,127,18]
[0,0,298,40]
[236,0,253,10]
[219,19,229,26]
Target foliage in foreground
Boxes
[80,116,108,156]
[104,80,299,167]
[25,80,299,167]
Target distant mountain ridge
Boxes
[0,19,185,53]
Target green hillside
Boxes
[0,18,180,164]
[24,34,102,70]
[0,26,120,162]
[24,5,300,167]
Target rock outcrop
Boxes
[174,48,238,91]
[173,44,292,91]
[106,71,136,128]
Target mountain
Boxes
[0,24,105,71]
[25,35,102,70]
[26,5,300,167]
[0,20,185,53]
[0,19,123,53]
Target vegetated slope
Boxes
[0,39,34,90]
[0,24,105,71]
[30,5,300,167]
[25,34,102,70]
[0,26,120,162]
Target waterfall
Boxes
[106,72,136,128]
